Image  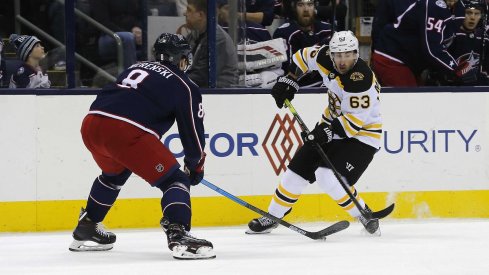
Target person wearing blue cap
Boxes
[8,34,51,88]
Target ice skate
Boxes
[358,205,381,236]
[69,208,116,251]
[246,216,279,234]
[166,223,215,260]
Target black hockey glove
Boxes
[184,153,206,186]
[271,75,299,108]
[302,123,333,145]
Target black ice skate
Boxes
[358,205,381,235]
[69,208,116,251]
[165,223,215,260]
[246,216,279,234]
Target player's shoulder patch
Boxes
[315,46,334,71]
[435,0,447,8]
[337,59,373,93]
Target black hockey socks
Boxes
[86,170,131,222]
[160,182,191,230]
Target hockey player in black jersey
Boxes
[371,0,465,86]
[430,0,489,85]
[69,33,215,260]
[247,31,382,235]
[273,0,332,86]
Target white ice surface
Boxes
[1,219,488,275]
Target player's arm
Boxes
[271,45,326,108]
[175,85,206,173]
[421,1,458,73]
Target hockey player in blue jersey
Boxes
[273,0,332,86]
[430,0,489,85]
[69,33,215,260]
[371,0,473,86]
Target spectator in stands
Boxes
[371,0,471,87]
[176,0,188,16]
[316,0,348,31]
[428,0,488,85]
[88,0,142,68]
[217,0,272,43]
[242,0,276,27]
[273,0,332,86]
[8,34,50,88]
[183,0,239,88]
[218,0,286,88]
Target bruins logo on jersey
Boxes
[328,90,342,117]
[350,72,364,81]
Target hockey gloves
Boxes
[302,123,333,145]
[184,153,206,186]
[271,75,299,108]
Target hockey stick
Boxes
[200,178,350,240]
[480,2,488,74]
[284,99,394,220]
[331,0,337,32]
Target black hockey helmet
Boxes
[462,0,485,11]
[152,33,193,71]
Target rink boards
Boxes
[1,91,488,231]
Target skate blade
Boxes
[172,245,216,260]
[245,228,273,234]
[360,227,382,237]
[69,239,114,252]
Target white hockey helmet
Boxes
[329,31,359,72]
[329,31,359,54]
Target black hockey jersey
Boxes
[89,61,205,169]
[447,27,489,84]
[372,0,458,75]
[273,20,332,73]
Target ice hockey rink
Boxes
[1,219,488,275]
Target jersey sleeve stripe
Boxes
[357,130,382,139]
[293,50,308,73]
[317,62,330,76]
[363,123,382,130]
[344,113,364,127]
[340,116,359,136]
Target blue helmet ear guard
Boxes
[152,33,193,71]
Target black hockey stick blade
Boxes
[371,203,395,219]
[310,220,350,240]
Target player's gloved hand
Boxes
[455,61,478,84]
[271,75,299,108]
[184,152,206,186]
[302,123,333,145]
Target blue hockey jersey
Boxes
[89,61,205,170]
[372,0,458,75]
[273,20,332,73]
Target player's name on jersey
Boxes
[129,62,174,79]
